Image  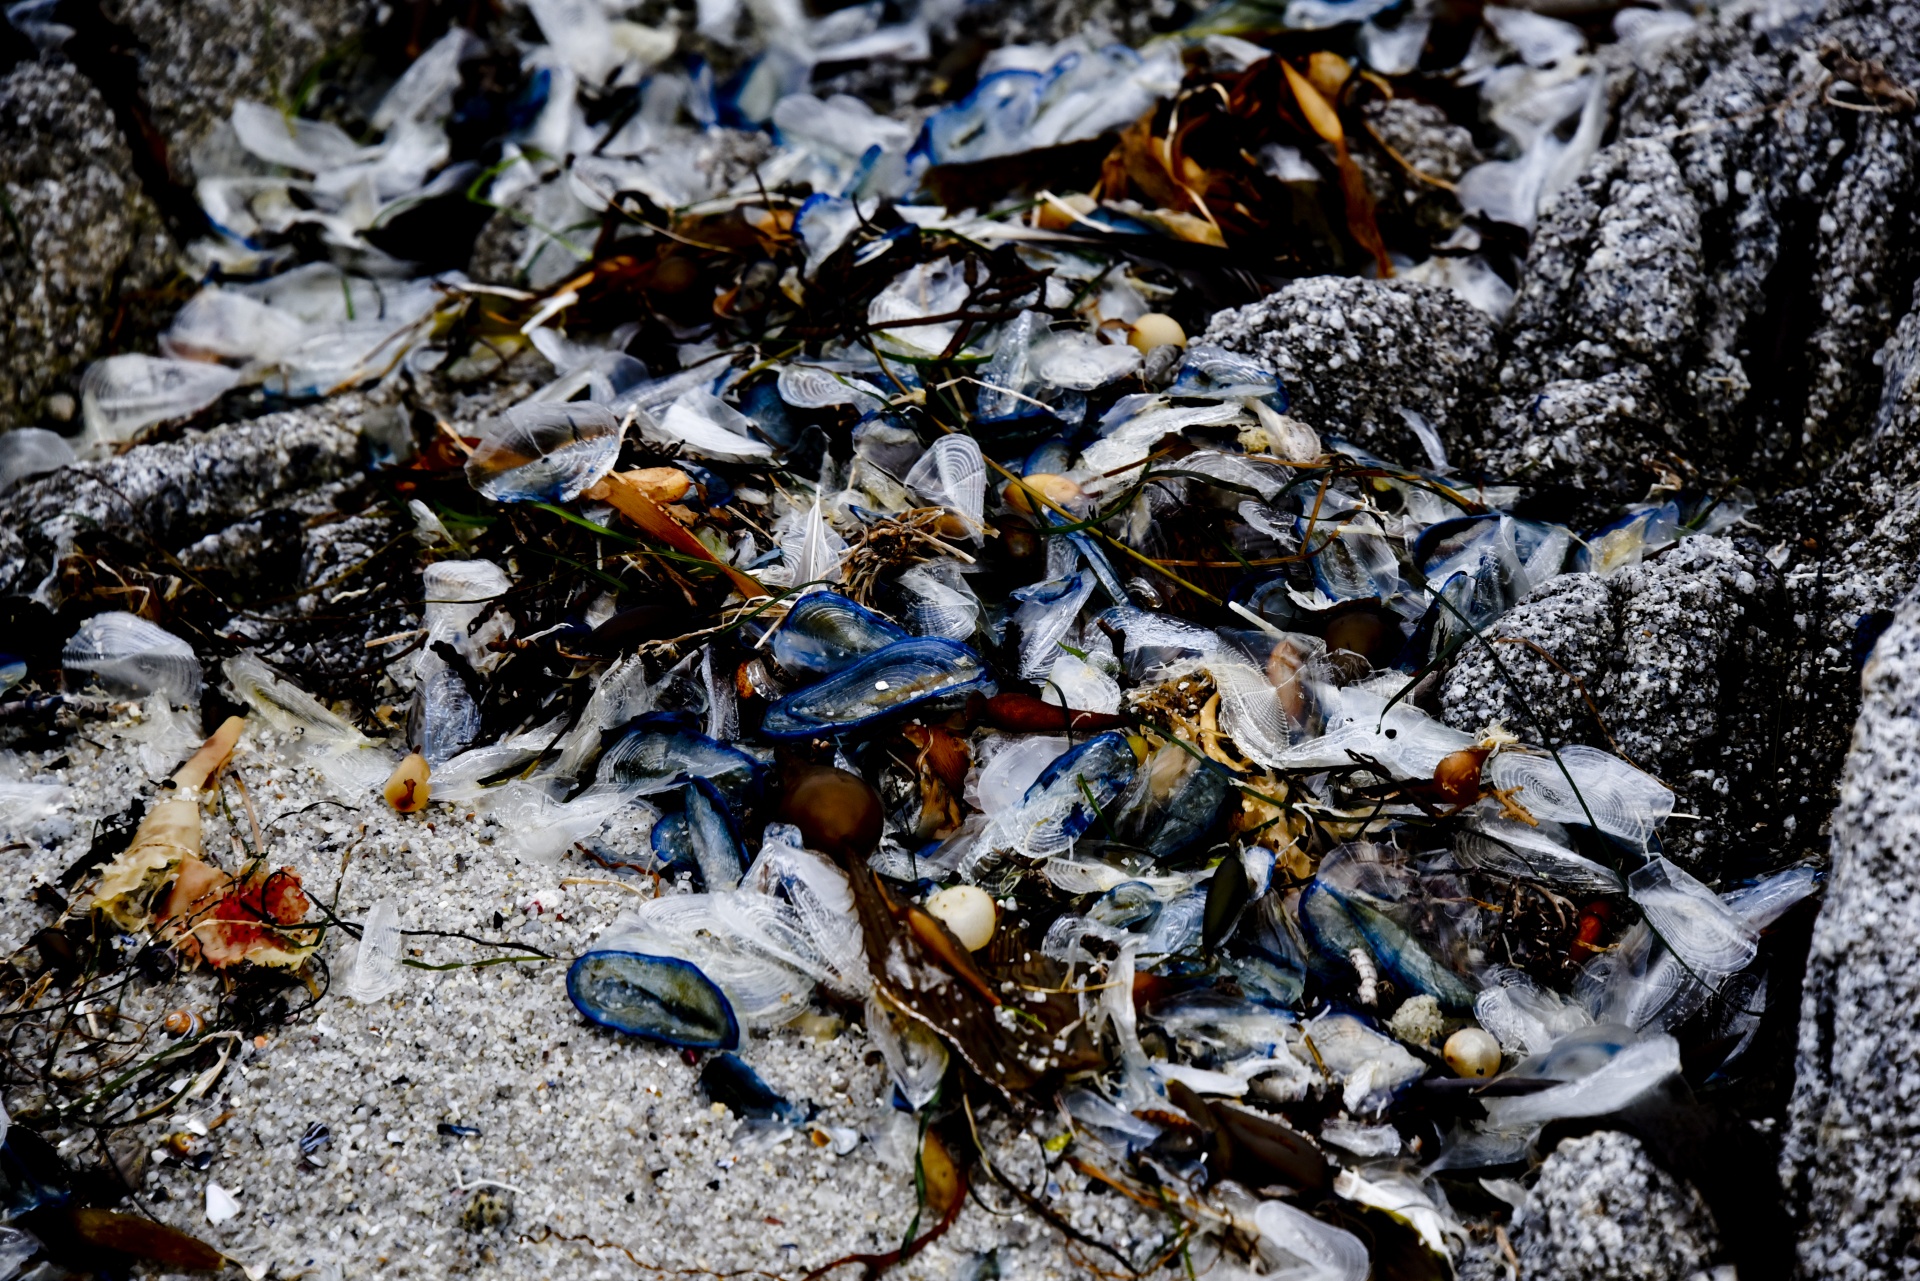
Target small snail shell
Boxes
[162,1009,203,1038]
[1432,749,1487,808]
[1444,1027,1502,1079]
[924,885,997,952]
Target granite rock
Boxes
[1439,571,1616,752]
[1782,582,1920,1281]
[1499,140,1706,396]
[1482,367,1683,518]
[0,61,172,427]
[1440,535,1778,871]
[0,396,369,598]
[1479,0,1920,491]
[1202,276,1498,462]
[1514,1130,1722,1281]
[98,0,370,184]
[1354,98,1482,247]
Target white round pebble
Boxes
[925,885,997,951]
[1444,1027,1503,1079]
[1128,312,1187,352]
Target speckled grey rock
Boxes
[254,504,415,686]
[1482,367,1683,515]
[99,0,370,183]
[1362,99,1481,189]
[1440,536,1776,870]
[1514,1131,1721,1281]
[1500,141,1705,395]
[1482,0,1920,489]
[0,396,370,597]
[0,62,173,427]
[1355,98,1481,244]
[1202,277,1498,461]
[1440,572,1615,750]
[1782,583,1920,1281]
[1635,0,1920,479]
[1738,278,1920,882]
[1600,537,1771,820]
[175,476,361,590]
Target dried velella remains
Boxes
[567,950,740,1049]
[12,3,1837,1275]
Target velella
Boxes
[0,428,75,492]
[759,637,991,738]
[1001,731,1138,859]
[62,614,202,705]
[1168,342,1288,408]
[682,777,749,892]
[594,713,765,806]
[567,950,740,1049]
[78,355,241,452]
[465,401,623,504]
[700,1053,808,1123]
[1484,746,1674,849]
[769,591,908,681]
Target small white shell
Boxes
[204,1181,240,1226]
[1127,312,1187,352]
[1443,1027,1502,1079]
[925,885,996,952]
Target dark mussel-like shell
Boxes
[567,950,740,1049]
[759,637,991,739]
[1144,759,1232,858]
[1318,600,1405,669]
[770,591,907,682]
[1203,854,1251,952]
[1161,1078,1329,1193]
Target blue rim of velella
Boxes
[566,949,740,1049]
[758,635,993,738]
[769,590,910,680]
